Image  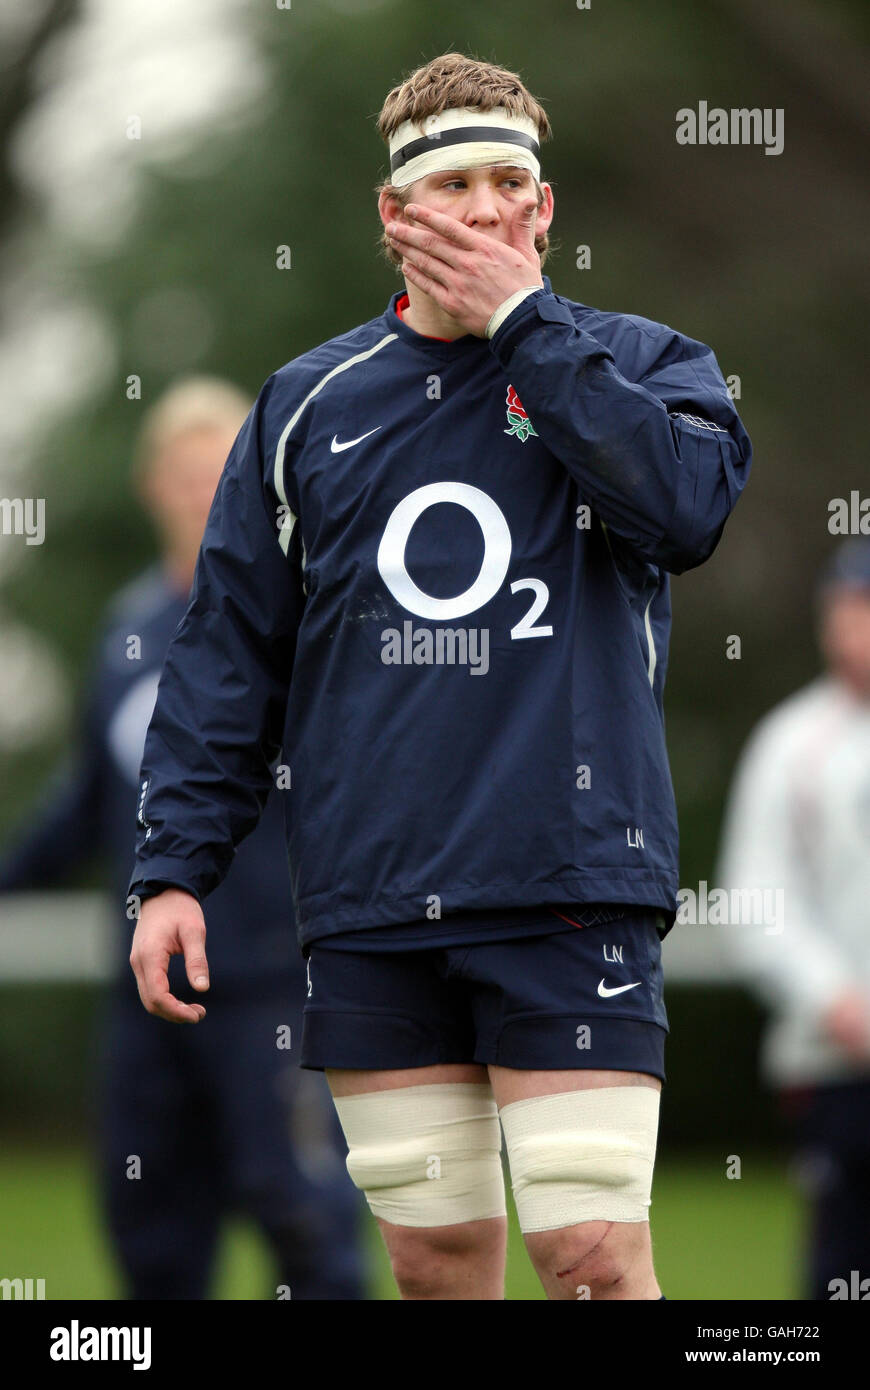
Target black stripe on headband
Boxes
[390,124,540,175]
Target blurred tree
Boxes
[0,0,81,238]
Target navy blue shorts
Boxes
[299,907,668,1080]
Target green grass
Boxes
[0,1146,802,1300]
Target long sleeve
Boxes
[715,718,853,1021]
[127,380,304,905]
[488,290,751,574]
[0,685,104,890]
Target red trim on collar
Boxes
[396,293,453,342]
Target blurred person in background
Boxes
[717,536,870,1300]
[0,377,365,1300]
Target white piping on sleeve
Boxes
[643,590,657,688]
[600,518,658,688]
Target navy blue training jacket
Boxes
[0,567,301,994]
[128,276,751,949]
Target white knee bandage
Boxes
[332,1083,506,1228]
[499,1086,660,1232]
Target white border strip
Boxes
[273,332,399,555]
[643,590,657,688]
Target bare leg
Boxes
[489,1066,663,1301]
[326,1062,507,1300]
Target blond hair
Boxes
[135,376,252,474]
[374,52,554,271]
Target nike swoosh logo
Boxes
[330,427,382,452]
[597,979,642,998]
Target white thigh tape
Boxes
[499,1086,661,1232]
[332,1082,506,1228]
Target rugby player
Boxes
[128,53,752,1300]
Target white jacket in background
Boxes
[716,675,870,1087]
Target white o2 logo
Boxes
[376,481,552,639]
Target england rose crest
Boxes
[504,385,538,443]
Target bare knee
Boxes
[382,1218,504,1298]
[527,1219,652,1299]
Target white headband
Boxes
[388,105,542,189]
